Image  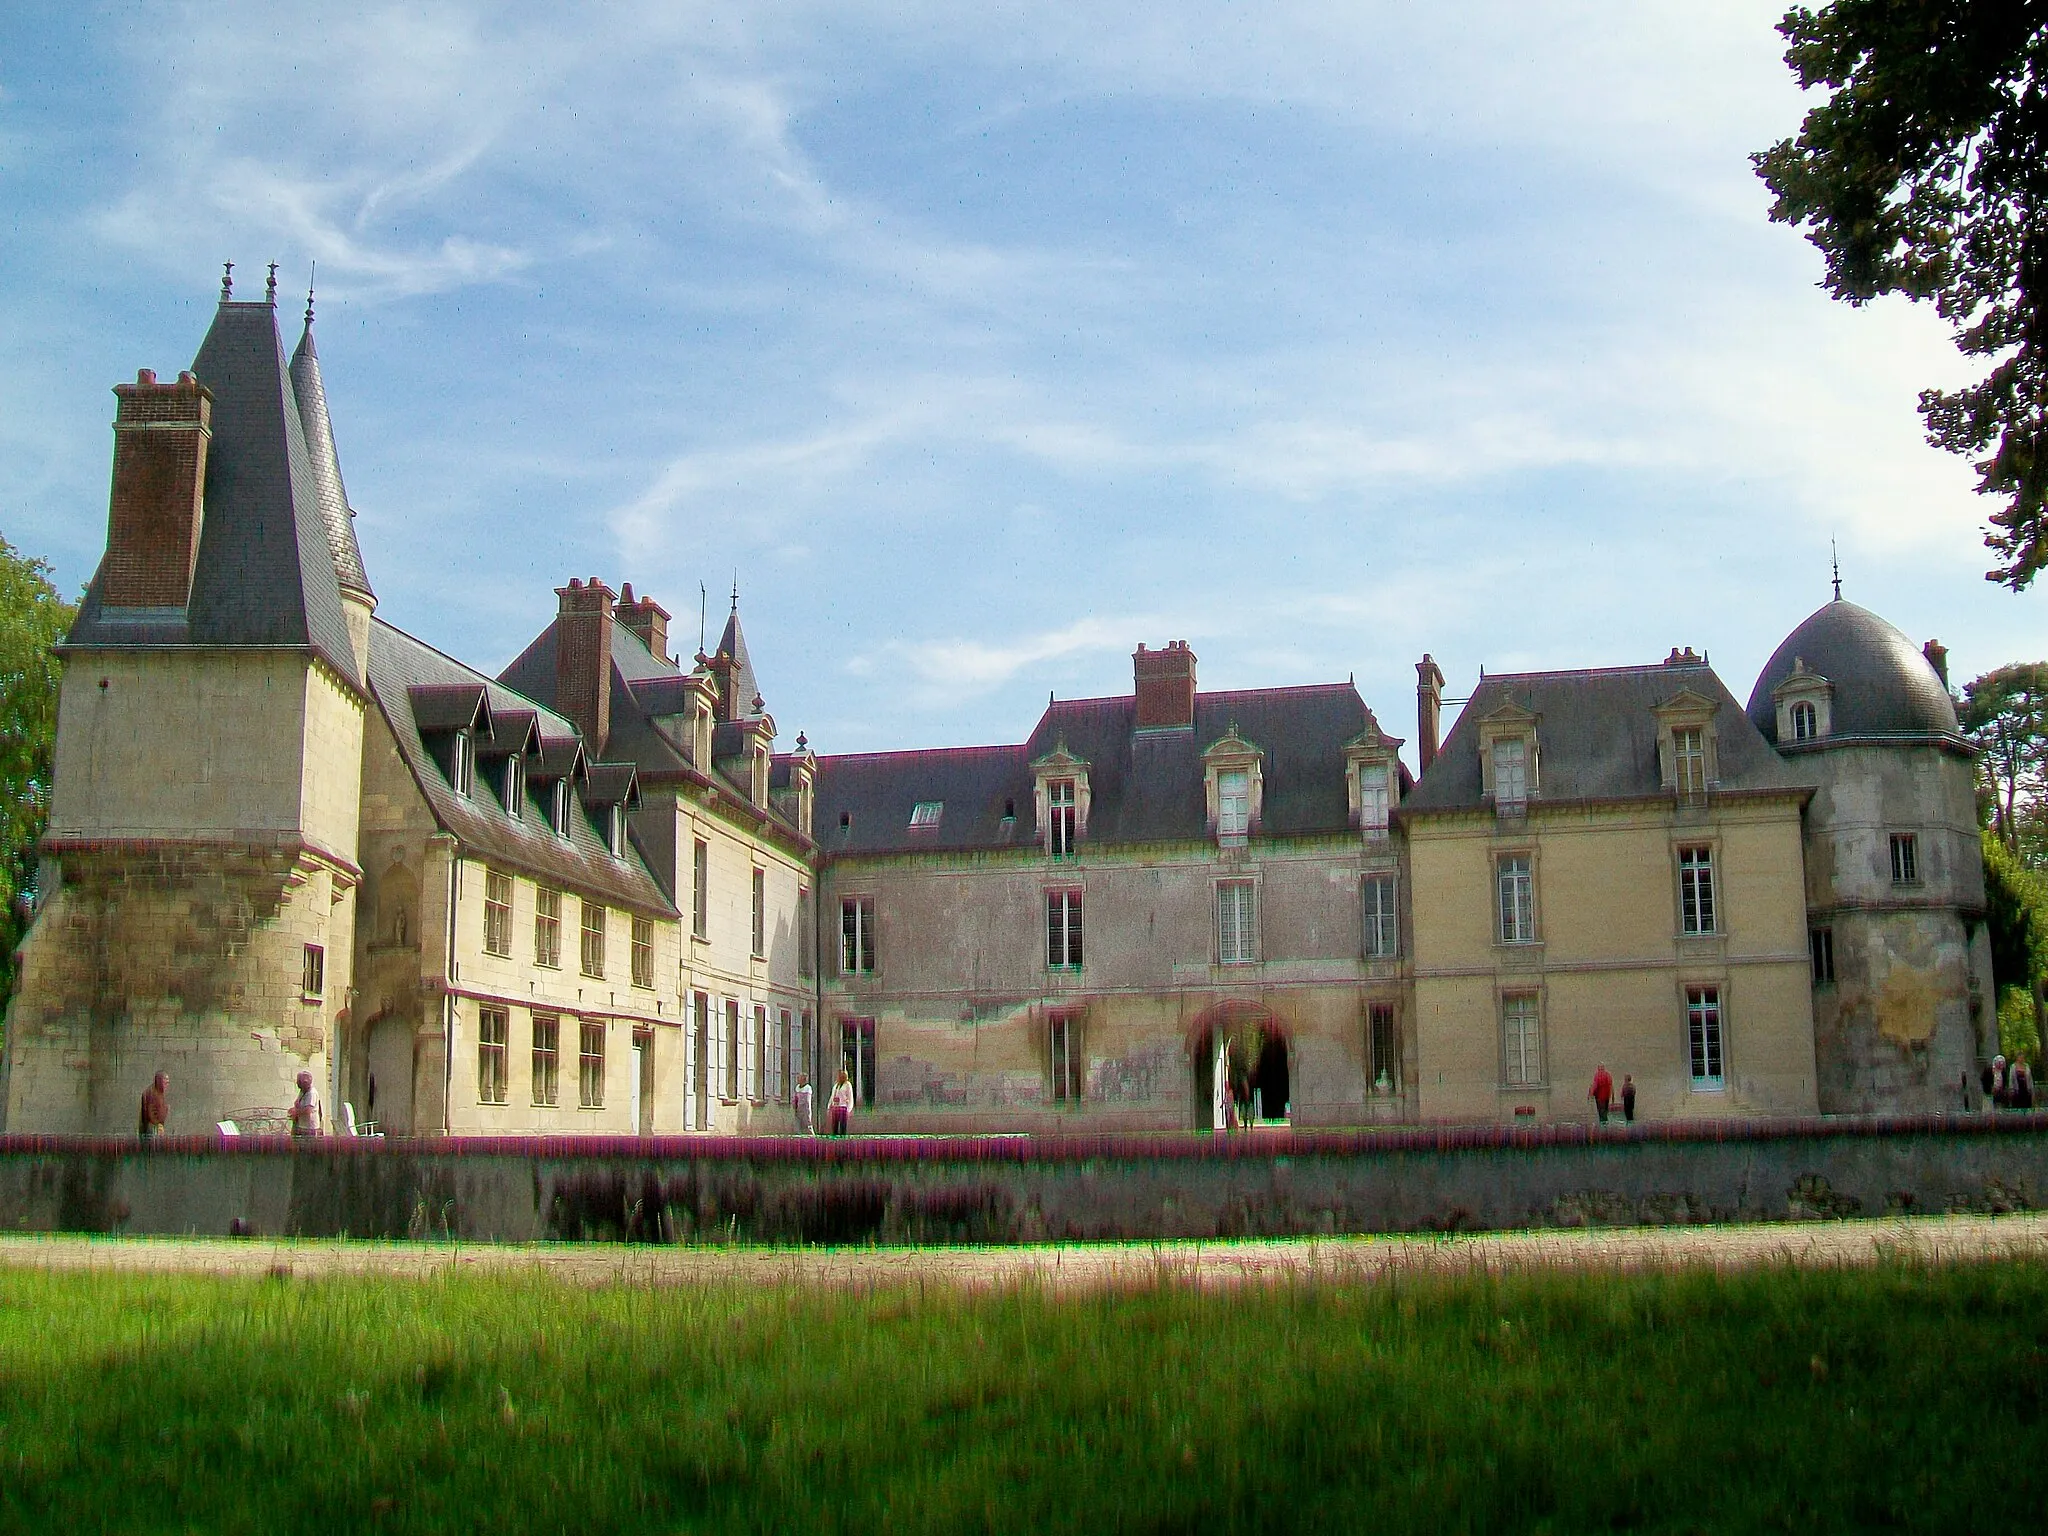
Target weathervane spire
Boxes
[220,261,234,301]
[305,261,317,325]
[731,574,739,615]
[1831,537,1843,601]
[265,262,278,305]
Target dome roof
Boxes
[1746,599,1959,744]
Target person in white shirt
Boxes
[287,1070,322,1136]
[827,1070,854,1136]
[792,1074,815,1135]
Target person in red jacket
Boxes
[1589,1064,1614,1125]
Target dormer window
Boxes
[1358,763,1391,835]
[1492,739,1527,809]
[751,743,770,809]
[451,730,474,798]
[550,780,572,839]
[1031,744,1092,858]
[1202,727,1264,848]
[1673,728,1707,796]
[606,803,627,859]
[502,755,525,822]
[1476,703,1538,813]
[1217,771,1251,843]
[1652,688,1720,800]
[1048,780,1076,856]
[1772,658,1833,746]
[1342,722,1405,839]
[910,801,943,829]
[1791,700,1818,741]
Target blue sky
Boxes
[1,2,2039,760]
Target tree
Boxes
[0,536,74,1023]
[1753,5,2048,588]
[1960,662,2048,860]
[1981,829,2048,1064]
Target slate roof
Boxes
[66,299,363,689]
[368,618,675,916]
[1404,661,1807,814]
[815,683,1401,855]
[288,313,375,601]
[1746,598,1962,744]
[714,606,761,712]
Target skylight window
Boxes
[909,801,943,829]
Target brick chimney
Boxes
[616,583,670,664]
[554,578,615,754]
[1923,639,1949,687]
[1416,654,1445,774]
[102,369,212,608]
[1133,641,1197,729]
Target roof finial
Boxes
[731,574,739,614]
[220,261,234,301]
[304,261,317,325]
[698,581,707,655]
[265,262,278,305]
[1831,537,1842,601]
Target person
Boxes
[287,1070,322,1136]
[1589,1064,1614,1125]
[792,1073,815,1135]
[1992,1055,2010,1110]
[826,1069,854,1136]
[138,1072,169,1137]
[2013,1059,2036,1111]
[1621,1073,1637,1124]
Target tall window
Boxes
[1362,874,1398,959]
[1050,1013,1084,1105]
[1810,927,1835,986]
[1216,880,1256,965]
[451,731,474,798]
[1048,779,1077,857]
[483,869,513,957]
[580,900,606,979]
[477,1005,509,1105]
[1687,986,1724,1089]
[1493,739,1528,809]
[1217,770,1251,844]
[301,944,324,1000]
[606,804,627,858]
[1890,832,1919,884]
[771,1008,791,1102]
[1497,855,1534,944]
[1673,728,1707,797]
[724,999,742,1099]
[1369,1003,1400,1091]
[1790,700,1818,742]
[534,886,562,968]
[692,839,709,938]
[531,1014,560,1107]
[549,779,571,839]
[751,1004,769,1102]
[578,1019,605,1108]
[841,1017,877,1107]
[502,755,524,822]
[1359,763,1390,836]
[841,896,876,974]
[798,886,814,977]
[1678,846,1716,935]
[630,915,654,988]
[1046,889,1084,970]
[751,868,766,958]
[1502,994,1542,1088]
[795,1011,812,1095]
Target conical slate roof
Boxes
[289,309,374,601]
[1745,598,1960,744]
[715,603,762,716]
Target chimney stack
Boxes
[554,577,615,755]
[102,368,212,609]
[1133,641,1197,730]
[1416,654,1445,774]
[616,583,671,664]
[1923,639,1950,688]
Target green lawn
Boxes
[0,1253,2040,1533]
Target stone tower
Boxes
[4,281,373,1133]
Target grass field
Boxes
[0,1249,2042,1533]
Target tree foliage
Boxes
[1981,828,2048,1001]
[0,536,74,1018]
[1961,661,2048,860]
[1753,4,2048,587]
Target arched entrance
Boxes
[1188,1002,1290,1130]
[364,1014,416,1135]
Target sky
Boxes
[1,2,2041,763]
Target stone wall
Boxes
[1,1115,2041,1244]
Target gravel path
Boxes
[1,1214,2045,1292]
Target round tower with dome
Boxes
[1746,588,1994,1115]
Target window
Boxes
[1363,874,1398,959]
[578,1019,605,1108]
[770,1008,790,1102]
[1687,986,1725,1089]
[301,943,324,1000]
[477,1005,509,1105]
[841,896,876,974]
[1493,739,1528,809]
[580,900,606,978]
[1216,880,1256,965]
[1502,994,1542,1088]
[751,868,766,958]
[534,886,562,968]
[724,999,741,1100]
[1359,763,1390,836]
[752,1004,769,1101]
[451,730,474,798]
[798,886,814,978]
[532,1014,560,1106]
[1891,832,1919,884]
[1810,927,1835,987]
[797,1011,813,1095]
[1048,779,1077,857]
[1217,770,1251,844]
[1497,855,1535,944]
[909,801,943,829]
[1369,1003,1400,1091]
[549,779,571,839]
[606,804,627,858]
[483,869,513,957]
[841,1017,877,1107]
[692,839,709,938]
[1790,700,1818,742]
[502,756,524,821]
[695,989,714,1107]
[630,915,654,988]
[1046,889,1084,970]
[1673,727,1707,797]
[1050,1013,1084,1105]
[1678,846,1716,936]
